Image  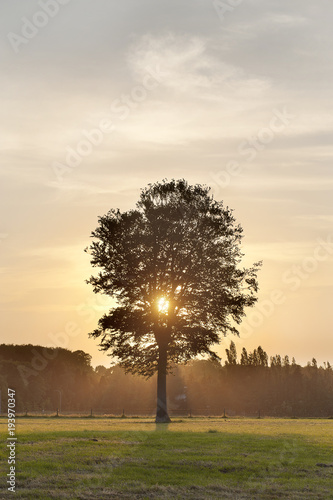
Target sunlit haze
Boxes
[1,1,332,367]
[158,298,169,315]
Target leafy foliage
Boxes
[86,179,261,377]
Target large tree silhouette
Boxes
[86,179,261,422]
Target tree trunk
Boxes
[155,344,171,423]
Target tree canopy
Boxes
[86,179,261,380]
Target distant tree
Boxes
[257,346,268,367]
[283,355,290,367]
[270,355,282,368]
[240,347,249,366]
[225,341,238,365]
[86,179,261,422]
[95,365,109,377]
[243,346,268,367]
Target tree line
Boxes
[1,343,332,417]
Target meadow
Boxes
[0,417,332,499]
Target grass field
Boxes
[1,417,333,499]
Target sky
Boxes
[1,0,332,368]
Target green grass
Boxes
[0,417,333,499]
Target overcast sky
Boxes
[1,0,333,367]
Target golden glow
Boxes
[157,297,169,314]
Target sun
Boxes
[157,297,169,314]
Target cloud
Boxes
[129,32,270,101]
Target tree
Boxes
[257,346,268,367]
[282,355,290,367]
[240,347,249,365]
[86,179,261,422]
[225,341,237,365]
